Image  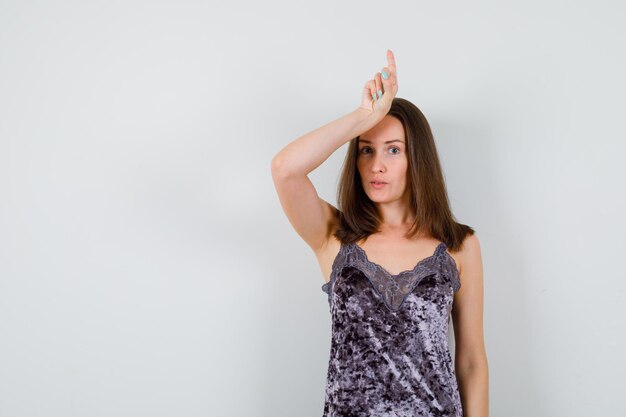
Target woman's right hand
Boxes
[358,49,398,120]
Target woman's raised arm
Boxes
[271,50,398,252]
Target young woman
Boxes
[271,50,488,417]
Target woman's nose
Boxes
[371,153,385,172]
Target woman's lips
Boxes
[370,182,387,189]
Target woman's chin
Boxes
[367,192,405,204]
[368,195,391,203]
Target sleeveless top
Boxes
[320,240,463,417]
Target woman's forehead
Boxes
[359,117,405,143]
[358,137,405,146]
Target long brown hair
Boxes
[333,97,474,252]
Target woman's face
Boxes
[356,115,409,204]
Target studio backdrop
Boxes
[0,1,624,416]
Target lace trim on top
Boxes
[321,241,461,311]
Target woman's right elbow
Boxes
[274,149,305,176]
[271,153,291,178]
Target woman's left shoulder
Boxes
[456,233,483,277]
[460,233,482,253]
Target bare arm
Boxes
[452,234,489,416]
[271,109,376,252]
[271,108,375,178]
[271,50,399,253]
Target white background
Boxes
[1,1,624,416]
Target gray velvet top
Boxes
[321,240,463,417]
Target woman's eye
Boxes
[359,147,400,155]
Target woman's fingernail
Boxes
[372,93,377,101]
[377,90,383,99]
[382,71,389,80]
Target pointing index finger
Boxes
[387,49,397,73]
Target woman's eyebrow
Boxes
[359,139,405,144]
